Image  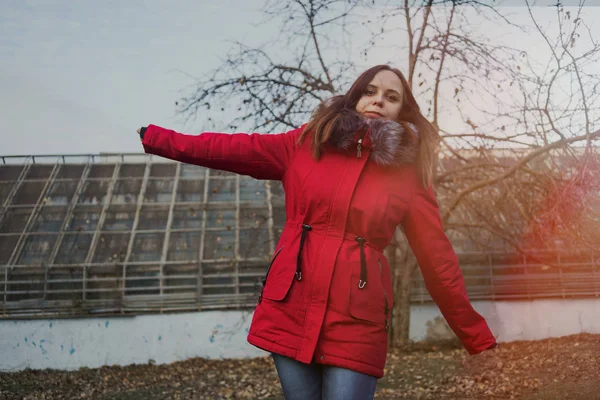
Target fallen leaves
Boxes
[0,333,598,399]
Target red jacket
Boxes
[141,117,496,378]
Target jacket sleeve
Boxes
[141,124,304,180]
[401,181,497,354]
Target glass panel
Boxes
[56,165,85,179]
[6,267,44,301]
[137,206,169,230]
[0,235,20,264]
[167,231,201,261]
[130,233,164,262]
[55,233,93,264]
[240,177,266,203]
[18,234,58,265]
[164,263,196,293]
[210,169,236,177]
[203,230,235,260]
[202,261,235,275]
[176,179,204,202]
[202,260,234,290]
[86,263,123,300]
[144,179,173,203]
[0,208,32,233]
[92,233,131,263]
[32,207,66,232]
[208,178,236,202]
[558,250,593,267]
[67,208,101,231]
[112,179,142,204]
[270,181,285,204]
[0,165,24,180]
[240,207,269,228]
[180,164,205,178]
[150,163,176,177]
[0,181,15,205]
[202,275,234,294]
[239,261,267,294]
[273,206,286,231]
[171,207,202,229]
[25,165,54,179]
[206,208,235,229]
[125,265,160,295]
[202,286,235,295]
[103,206,136,231]
[119,164,146,178]
[46,266,83,300]
[239,228,269,259]
[78,180,110,205]
[88,165,115,178]
[46,181,78,205]
[12,181,45,205]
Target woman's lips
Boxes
[364,111,384,118]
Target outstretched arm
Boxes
[401,179,497,354]
[140,124,304,180]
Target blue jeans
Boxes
[271,353,378,400]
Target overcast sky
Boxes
[1,0,598,156]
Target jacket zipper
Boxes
[357,130,367,158]
[378,258,390,332]
[258,245,284,304]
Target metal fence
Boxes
[1,154,599,318]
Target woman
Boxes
[138,65,497,400]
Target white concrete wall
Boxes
[1,299,599,372]
[0,310,264,372]
[409,298,600,343]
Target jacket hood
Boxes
[327,109,420,167]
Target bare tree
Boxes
[366,1,600,346]
[177,0,600,347]
[178,0,362,132]
[363,0,534,345]
[436,1,600,254]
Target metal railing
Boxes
[2,249,599,318]
[1,155,599,318]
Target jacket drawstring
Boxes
[355,236,367,289]
[379,259,390,332]
[296,224,312,281]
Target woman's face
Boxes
[355,70,404,121]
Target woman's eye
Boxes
[388,95,398,102]
[365,89,376,95]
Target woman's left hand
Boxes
[462,345,502,374]
[137,127,147,140]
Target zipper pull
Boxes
[357,139,362,158]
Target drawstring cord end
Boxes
[296,224,312,281]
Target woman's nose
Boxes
[372,95,383,106]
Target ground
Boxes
[1,333,598,400]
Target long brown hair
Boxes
[300,65,440,187]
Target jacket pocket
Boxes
[262,245,284,287]
[258,245,285,303]
[261,225,306,301]
[349,257,392,326]
[261,244,296,301]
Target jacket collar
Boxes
[328,109,420,167]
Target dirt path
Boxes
[1,333,598,399]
